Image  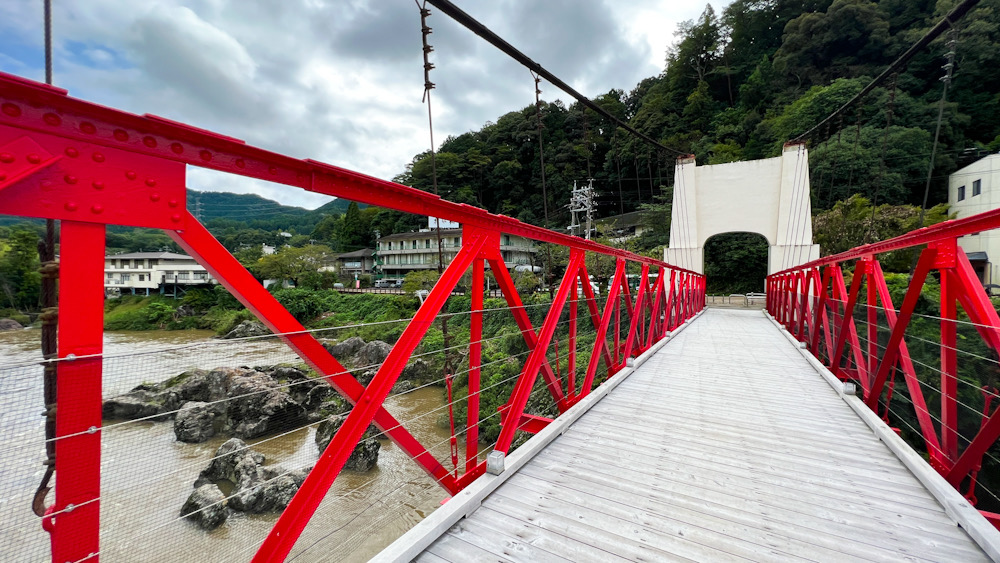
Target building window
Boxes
[502,235,510,246]
[138,274,145,281]
[177,272,190,280]
[195,272,208,280]
[412,240,417,249]
[973,179,982,196]
[425,239,430,248]
[453,237,460,246]
[121,274,131,282]
[388,242,393,250]
[958,185,966,201]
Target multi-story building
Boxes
[331,248,375,277]
[949,154,1000,285]
[376,221,538,278]
[104,251,216,296]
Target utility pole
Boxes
[568,179,595,240]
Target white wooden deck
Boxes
[387,309,998,562]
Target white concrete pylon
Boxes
[664,143,820,275]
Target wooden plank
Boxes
[414,552,451,563]
[484,493,705,562]
[425,535,512,563]
[473,508,634,563]
[442,518,574,563]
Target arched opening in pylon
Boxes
[703,232,768,294]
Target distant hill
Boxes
[188,189,359,222]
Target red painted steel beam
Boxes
[253,232,490,562]
[487,256,568,411]
[169,213,460,493]
[0,71,699,276]
[582,260,626,397]
[576,264,616,372]
[466,259,484,472]
[494,250,586,452]
[49,221,105,563]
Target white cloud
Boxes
[0,0,731,209]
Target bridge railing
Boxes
[767,210,1000,529]
[0,71,704,561]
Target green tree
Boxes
[0,228,41,311]
[253,245,335,286]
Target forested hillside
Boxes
[394,0,999,237]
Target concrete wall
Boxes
[664,143,820,275]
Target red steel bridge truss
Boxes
[0,71,704,562]
[768,214,1000,530]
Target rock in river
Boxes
[174,401,222,443]
[180,484,228,530]
[221,320,270,339]
[315,415,380,471]
[0,318,24,331]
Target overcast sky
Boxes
[1,0,727,210]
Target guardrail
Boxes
[0,70,705,561]
[767,209,1000,529]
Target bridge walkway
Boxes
[382,308,992,562]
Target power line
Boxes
[791,0,982,143]
[424,0,685,157]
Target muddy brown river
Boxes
[0,328,455,562]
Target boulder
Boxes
[222,320,270,339]
[325,336,365,359]
[180,484,228,530]
[315,415,380,471]
[102,390,161,420]
[174,401,221,443]
[400,359,432,384]
[162,368,233,403]
[0,318,24,331]
[195,438,309,514]
[226,373,306,439]
[357,341,392,367]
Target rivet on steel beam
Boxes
[145,178,157,187]
[171,214,181,223]
[268,166,277,175]
[1,103,21,117]
[0,153,13,163]
[92,152,105,163]
[92,181,105,190]
[168,199,178,208]
[199,150,212,161]
[149,193,161,202]
[113,129,128,141]
[64,175,78,185]
[0,174,6,182]
[170,142,184,154]
[64,202,77,212]
[65,147,79,158]
[91,204,103,214]
[43,113,61,126]
[40,180,53,190]
[80,122,97,134]
[125,170,137,180]
[27,154,41,164]
[143,136,157,148]
[235,159,245,168]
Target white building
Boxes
[949,154,1000,284]
[104,251,216,296]
[376,219,537,279]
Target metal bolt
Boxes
[170,142,184,154]
[0,152,14,163]
[168,199,178,208]
[171,214,181,223]
[125,170,137,180]
[65,147,79,158]
[64,202,78,212]
[91,204,103,214]
[235,159,246,169]
[145,178,156,187]
[199,150,212,161]
[149,193,161,202]
[27,153,41,164]
[92,152,105,163]
[143,136,157,148]
[92,181,105,190]
[64,175,78,185]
